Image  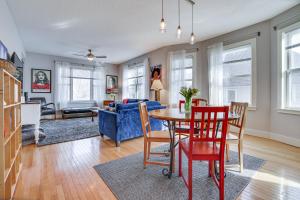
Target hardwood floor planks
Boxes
[13,135,300,200]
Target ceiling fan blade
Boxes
[95,56,107,58]
[72,53,86,57]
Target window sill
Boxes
[277,108,300,116]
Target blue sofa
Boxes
[98,101,165,146]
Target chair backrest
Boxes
[189,106,229,154]
[229,102,248,138]
[193,98,208,107]
[138,102,151,138]
[29,97,46,106]
[179,99,207,110]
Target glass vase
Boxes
[184,98,192,113]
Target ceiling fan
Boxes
[73,49,107,61]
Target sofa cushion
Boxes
[116,101,161,112]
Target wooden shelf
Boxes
[0,67,22,200]
[4,125,21,146]
[4,145,21,183]
[4,103,21,109]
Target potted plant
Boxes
[179,87,199,112]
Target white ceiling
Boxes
[6,0,300,64]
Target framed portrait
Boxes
[31,69,51,93]
[150,64,162,84]
[106,75,118,94]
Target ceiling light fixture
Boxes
[177,0,182,39]
[160,0,166,33]
[87,55,94,61]
[190,2,195,45]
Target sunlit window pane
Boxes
[223,44,252,105]
[126,64,145,98]
[288,70,300,107]
[288,46,300,69]
[283,25,300,109]
[73,78,90,100]
[73,69,91,78]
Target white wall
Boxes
[0,0,25,59]
[119,4,300,147]
[24,52,119,103]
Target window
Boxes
[127,64,145,99]
[171,54,194,87]
[169,51,196,106]
[71,68,92,101]
[222,39,256,106]
[279,22,300,110]
[55,61,105,109]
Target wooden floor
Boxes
[13,135,300,200]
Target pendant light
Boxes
[190,3,195,45]
[160,0,166,33]
[176,0,182,39]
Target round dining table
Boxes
[149,108,240,178]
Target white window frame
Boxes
[127,63,144,99]
[277,22,300,114]
[69,67,94,102]
[223,38,257,109]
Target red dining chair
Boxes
[179,106,229,200]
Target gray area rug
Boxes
[38,117,99,146]
[94,145,265,200]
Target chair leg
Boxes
[226,143,230,162]
[208,160,212,177]
[147,141,151,160]
[188,158,193,200]
[178,143,182,177]
[172,147,175,173]
[219,159,225,200]
[144,140,147,169]
[239,140,243,173]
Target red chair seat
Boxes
[181,139,220,159]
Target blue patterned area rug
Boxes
[94,145,264,200]
[38,117,99,146]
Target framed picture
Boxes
[150,64,162,85]
[31,69,51,93]
[106,75,118,94]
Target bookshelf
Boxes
[0,64,22,200]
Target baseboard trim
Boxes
[245,128,300,148]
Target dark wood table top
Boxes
[149,108,239,122]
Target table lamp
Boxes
[151,79,163,101]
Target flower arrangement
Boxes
[179,87,199,112]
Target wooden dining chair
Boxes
[225,102,248,172]
[179,106,229,200]
[192,98,209,107]
[138,102,174,169]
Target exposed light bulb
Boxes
[160,18,166,33]
[87,56,94,61]
[177,26,182,39]
[190,32,195,45]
